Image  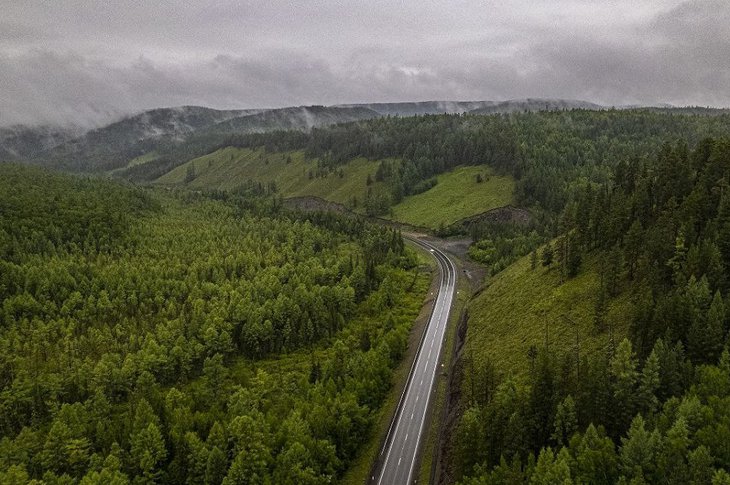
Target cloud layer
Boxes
[1,0,728,127]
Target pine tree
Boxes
[529,447,572,485]
[657,417,691,483]
[205,446,227,485]
[39,420,73,474]
[571,424,618,485]
[566,235,582,278]
[624,220,643,280]
[610,339,638,435]
[542,243,554,267]
[688,446,714,485]
[717,191,730,272]
[206,421,227,453]
[637,348,660,416]
[528,354,557,448]
[131,423,167,482]
[619,415,661,482]
[551,395,577,447]
[688,288,724,364]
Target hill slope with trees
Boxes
[0,163,429,483]
[448,137,730,484]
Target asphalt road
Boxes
[374,238,457,485]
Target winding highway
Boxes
[373,237,457,485]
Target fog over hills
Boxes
[6,98,725,173]
[0,125,84,161]
[4,99,604,163]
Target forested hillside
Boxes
[28,106,379,174]
[0,164,429,483]
[146,110,730,221]
[155,147,515,229]
[146,109,730,271]
[450,138,730,484]
[5,108,730,484]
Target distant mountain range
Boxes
[0,124,84,161]
[2,99,727,173]
[340,98,605,116]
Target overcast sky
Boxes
[1,0,728,127]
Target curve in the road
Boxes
[373,238,457,485]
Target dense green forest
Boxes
[6,108,730,484]
[128,110,730,276]
[451,138,730,484]
[0,164,428,483]
[128,110,730,215]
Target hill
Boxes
[207,105,379,134]
[0,124,83,161]
[463,250,631,387]
[0,162,429,483]
[155,147,517,228]
[340,101,496,116]
[387,166,514,229]
[35,106,251,171]
[446,134,730,484]
[155,147,385,207]
[468,98,605,114]
[31,105,376,173]
[339,99,607,116]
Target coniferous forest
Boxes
[453,138,730,484]
[3,108,730,484]
[0,164,425,483]
[4,1,730,483]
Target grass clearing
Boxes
[155,147,386,208]
[388,166,514,229]
[463,249,632,392]
[156,150,514,229]
[126,150,159,167]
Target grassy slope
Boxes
[156,147,384,207]
[157,150,515,229]
[464,249,632,389]
[107,151,160,175]
[126,150,159,167]
[388,166,514,228]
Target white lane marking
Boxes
[411,412,414,420]
[377,274,443,480]
[405,250,456,485]
[378,241,456,485]
[405,433,408,442]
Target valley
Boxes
[4,1,730,483]
[3,106,730,484]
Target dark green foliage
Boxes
[468,223,544,275]
[0,164,420,483]
[541,243,554,267]
[0,163,153,263]
[454,138,730,483]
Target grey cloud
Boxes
[0,0,728,127]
